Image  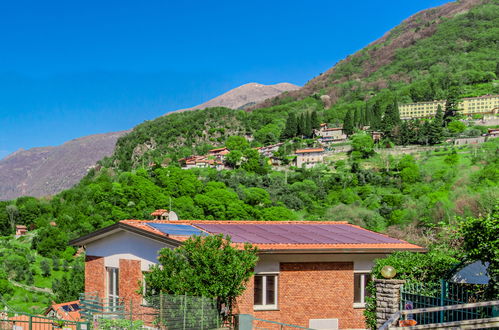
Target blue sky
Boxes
[0,0,449,159]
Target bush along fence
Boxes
[79,292,226,330]
[371,278,492,328]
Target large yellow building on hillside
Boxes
[399,94,499,119]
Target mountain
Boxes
[171,82,299,113]
[0,82,298,200]
[109,0,497,171]
[0,131,128,200]
[254,0,496,109]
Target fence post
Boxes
[201,296,204,330]
[183,294,187,330]
[159,292,164,326]
[440,279,446,323]
[130,298,134,328]
[29,315,32,330]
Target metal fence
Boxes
[79,293,225,330]
[0,311,90,330]
[400,279,491,325]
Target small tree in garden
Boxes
[144,234,258,316]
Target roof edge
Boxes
[258,247,427,254]
[69,222,183,247]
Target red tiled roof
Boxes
[208,147,229,153]
[119,220,423,251]
[295,148,325,154]
[151,209,169,216]
[45,300,82,322]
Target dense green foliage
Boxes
[144,234,258,313]
[0,235,83,313]
[458,208,499,299]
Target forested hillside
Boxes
[257,0,498,108]
[109,0,498,170]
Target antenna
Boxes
[168,211,179,221]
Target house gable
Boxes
[85,230,174,271]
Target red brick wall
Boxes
[235,262,365,329]
[119,259,143,303]
[85,255,105,298]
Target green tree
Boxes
[40,259,51,277]
[459,208,499,299]
[444,86,461,123]
[447,121,466,134]
[304,112,313,137]
[282,113,297,139]
[225,136,249,151]
[354,107,361,128]
[382,99,401,135]
[350,133,375,158]
[254,124,280,145]
[311,111,320,130]
[343,110,354,136]
[52,260,85,302]
[225,150,243,168]
[428,105,444,145]
[145,235,258,314]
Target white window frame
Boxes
[106,267,119,308]
[253,273,278,311]
[353,271,371,308]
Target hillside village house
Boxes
[316,124,347,141]
[255,143,284,157]
[207,147,230,161]
[179,155,224,170]
[70,219,423,329]
[399,94,499,119]
[294,148,325,168]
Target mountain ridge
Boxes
[0,82,298,200]
[170,82,299,113]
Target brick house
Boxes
[71,220,422,329]
[294,148,325,168]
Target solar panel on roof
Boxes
[146,223,207,236]
[70,304,80,311]
[194,223,404,245]
[61,305,72,312]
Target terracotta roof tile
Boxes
[295,148,325,153]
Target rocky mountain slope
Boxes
[172,82,299,113]
[1,82,298,200]
[0,131,128,200]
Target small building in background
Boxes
[255,143,284,157]
[45,300,82,322]
[488,128,499,137]
[179,156,224,170]
[15,225,27,238]
[371,131,382,142]
[151,209,170,221]
[207,147,230,162]
[294,148,325,168]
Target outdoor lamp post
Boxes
[381,265,397,279]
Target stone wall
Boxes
[374,278,405,329]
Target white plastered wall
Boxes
[254,253,387,273]
[86,231,174,271]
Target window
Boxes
[254,274,278,310]
[107,267,119,308]
[354,272,371,308]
